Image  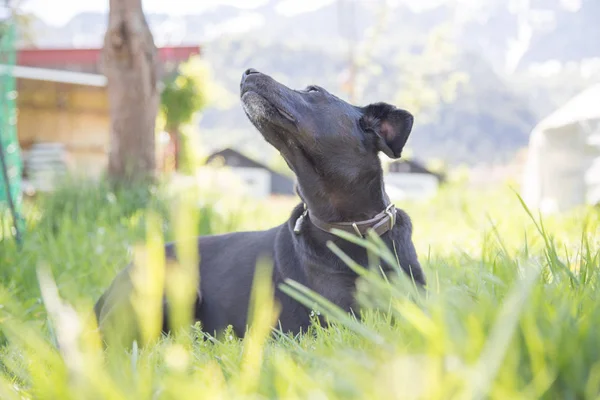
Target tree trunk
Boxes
[102,0,159,181]
[167,127,180,171]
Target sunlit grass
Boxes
[0,177,599,399]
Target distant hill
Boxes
[21,0,600,69]
[18,0,600,166]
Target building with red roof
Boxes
[12,46,199,184]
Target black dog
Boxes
[95,69,425,341]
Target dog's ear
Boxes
[360,103,414,159]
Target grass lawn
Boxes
[0,178,599,399]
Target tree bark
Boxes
[102,0,159,181]
[167,127,180,171]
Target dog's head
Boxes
[240,69,414,218]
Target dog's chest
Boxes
[305,267,359,312]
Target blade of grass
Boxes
[467,262,541,400]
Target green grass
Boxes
[0,178,599,399]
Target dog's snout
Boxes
[241,68,261,87]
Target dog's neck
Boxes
[297,174,391,225]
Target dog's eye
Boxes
[306,86,320,93]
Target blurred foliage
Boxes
[346,5,468,122]
[177,122,208,175]
[160,55,210,134]
[159,56,213,174]
[0,1,34,45]
[394,24,469,123]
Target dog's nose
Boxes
[241,68,260,87]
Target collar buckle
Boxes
[351,222,362,237]
[294,204,308,235]
[385,203,396,231]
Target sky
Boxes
[21,0,325,26]
[22,0,268,26]
[21,0,445,26]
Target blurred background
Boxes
[2,0,600,214]
[0,4,599,398]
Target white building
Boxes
[205,148,295,199]
[384,159,443,201]
[522,84,600,213]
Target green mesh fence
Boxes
[0,8,24,243]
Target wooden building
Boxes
[12,46,200,183]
